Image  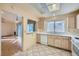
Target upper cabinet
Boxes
[76,14,79,29]
[37,19,44,32]
[68,15,76,29]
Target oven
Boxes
[71,36,79,56]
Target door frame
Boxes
[17,22,23,50]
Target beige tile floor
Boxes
[14,44,71,56]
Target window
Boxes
[27,20,36,32]
[27,24,33,32]
[47,20,65,33]
[47,21,54,32]
[55,21,65,32]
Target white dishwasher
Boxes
[40,34,48,45]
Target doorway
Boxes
[1,10,23,56]
[17,22,23,49]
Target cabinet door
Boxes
[68,15,76,29]
[68,37,71,50]
[76,14,79,29]
[54,36,62,48]
[37,34,40,43]
[38,20,44,32]
[61,37,68,49]
[61,37,71,50]
[48,35,55,46]
[54,36,71,50]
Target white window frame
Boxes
[45,20,65,33]
[55,20,65,33]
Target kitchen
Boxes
[0,3,79,56]
[25,9,79,56]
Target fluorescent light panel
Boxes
[46,3,60,12]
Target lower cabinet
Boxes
[48,35,55,46]
[48,35,71,51]
[36,34,40,43]
[61,37,71,50]
[37,34,71,51]
[54,36,62,48]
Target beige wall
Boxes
[1,19,15,36]
[0,12,1,55]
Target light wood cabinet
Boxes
[61,37,71,50]
[37,19,44,32]
[48,35,71,50]
[68,15,76,29]
[54,36,62,48]
[36,34,40,43]
[48,35,55,46]
[76,14,79,29]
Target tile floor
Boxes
[14,44,71,56]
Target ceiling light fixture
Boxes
[46,3,60,12]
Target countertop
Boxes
[37,32,79,37]
[27,32,79,37]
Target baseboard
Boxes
[48,45,71,52]
[2,35,14,38]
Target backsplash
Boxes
[68,29,79,35]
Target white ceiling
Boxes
[0,4,41,23]
[30,3,79,17]
[1,3,79,21]
[1,10,17,23]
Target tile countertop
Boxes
[27,32,79,37]
[37,32,79,37]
